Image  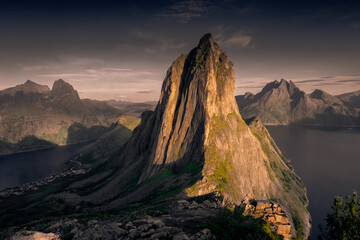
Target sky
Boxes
[0,0,359,102]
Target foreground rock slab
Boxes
[10,231,60,240]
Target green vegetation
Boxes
[248,120,308,239]
[208,114,229,138]
[216,61,225,85]
[42,129,68,145]
[145,161,203,203]
[196,42,209,70]
[182,162,202,175]
[148,168,175,183]
[199,206,283,240]
[291,210,304,240]
[116,116,141,130]
[189,114,238,198]
[319,190,360,240]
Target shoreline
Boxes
[264,123,360,129]
[0,139,96,157]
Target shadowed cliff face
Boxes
[133,34,239,183]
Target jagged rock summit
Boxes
[51,79,80,99]
[128,33,239,183]
[116,33,310,238]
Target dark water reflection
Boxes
[267,126,360,239]
[0,142,92,190]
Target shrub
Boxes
[319,190,360,240]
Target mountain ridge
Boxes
[236,79,360,125]
[0,79,122,154]
[97,34,310,238]
[337,90,360,108]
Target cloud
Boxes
[118,31,188,53]
[40,73,92,79]
[137,90,156,94]
[214,26,254,48]
[23,65,51,71]
[237,84,264,89]
[101,68,132,71]
[336,79,360,83]
[313,82,342,86]
[294,79,325,83]
[155,0,215,23]
[61,57,105,65]
[39,68,157,83]
[219,32,253,48]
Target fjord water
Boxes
[0,126,358,238]
[0,142,92,190]
[267,126,360,239]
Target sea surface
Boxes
[0,127,359,239]
[0,142,92,190]
[267,126,360,239]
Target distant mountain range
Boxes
[106,100,157,117]
[0,79,122,154]
[337,90,360,108]
[236,79,360,125]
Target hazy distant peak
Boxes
[262,79,299,96]
[310,89,336,100]
[337,90,360,108]
[0,79,50,96]
[51,79,78,98]
[310,89,326,97]
[244,92,254,98]
[24,79,36,85]
[310,89,343,105]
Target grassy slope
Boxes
[248,119,309,239]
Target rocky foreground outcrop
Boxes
[242,194,292,240]
[7,199,220,240]
[236,79,360,125]
[8,198,292,240]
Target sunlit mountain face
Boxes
[0,0,359,102]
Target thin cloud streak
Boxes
[294,79,325,83]
[117,31,188,53]
[155,0,215,23]
[214,26,255,49]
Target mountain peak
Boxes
[198,33,214,46]
[261,79,299,96]
[52,79,78,97]
[0,80,50,96]
[115,35,310,238]
[280,78,287,84]
[24,79,36,85]
[310,89,343,105]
